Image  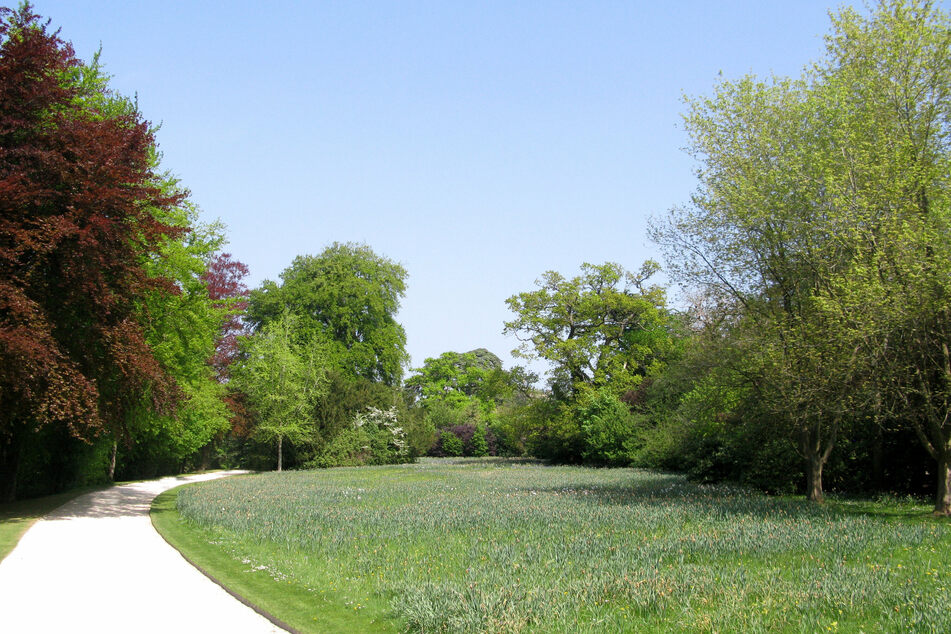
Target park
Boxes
[2,1,950,631]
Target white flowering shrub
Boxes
[315,406,411,467]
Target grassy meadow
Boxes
[170,459,949,632]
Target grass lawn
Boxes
[155,458,950,633]
[0,486,105,562]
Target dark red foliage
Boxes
[0,3,183,479]
[201,252,250,379]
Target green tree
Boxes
[247,242,408,386]
[820,0,951,514]
[504,261,672,399]
[234,313,327,471]
[652,0,951,508]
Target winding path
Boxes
[0,471,286,633]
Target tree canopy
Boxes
[0,5,186,500]
[504,261,673,399]
[652,0,951,511]
[247,242,408,386]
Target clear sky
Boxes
[34,0,854,377]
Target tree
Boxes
[405,349,502,407]
[652,0,951,509]
[0,5,182,500]
[247,242,408,386]
[202,252,250,381]
[504,261,672,399]
[233,313,327,471]
[126,198,233,478]
[822,0,951,514]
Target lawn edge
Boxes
[150,486,302,634]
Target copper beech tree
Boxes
[201,252,250,381]
[0,5,182,501]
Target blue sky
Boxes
[35,0,849,376]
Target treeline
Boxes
[0,5,253,500]
[4,1,950,518]
[481,0,950,516]
[408,0,951,517]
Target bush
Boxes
[577,389,639,467]
[314,407,412,468]
[429,423,497,457]
[438,430,464,457]
[471,425,489,457]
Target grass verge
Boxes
[151,485,399,634]
[0,486,104,562]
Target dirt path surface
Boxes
[0,471,286,633]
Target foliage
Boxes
[314,407,411,468]
[576,388,640,467]
[405,350,499,410]
[470,424,489,457]
[436,430,463,457]
[505,261,672,399]
[247,243,408,386]
[0,5,184,500]
[176,461,951,633]
[201,252,250,380]
[232,313,327,471]
[125,195,233,477]
[651,0,951,508]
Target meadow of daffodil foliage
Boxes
[175,459,949,632]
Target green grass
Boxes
[0,487,105,562]
[162,458,949,632]
[152,482,399,633]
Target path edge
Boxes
[150,482,302,634]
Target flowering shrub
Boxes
[314,407,411,467]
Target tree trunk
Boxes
[277,436,283,472]
[806,455,825,503]
[198,443,213,471]
[935,449,951,516]
[0,432,23,503]
[871,423,884,492]
[108,441,117,481]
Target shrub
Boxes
[314,407,411,467]
[439,430,464,457]
[471,425,489,457]
[577,389,639,467]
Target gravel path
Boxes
[0,471,286,633]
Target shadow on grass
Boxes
[826,496,942,522]
[525,472,947,524]
[526,473,831,520]
[417,456,544,467]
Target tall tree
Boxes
[0,5,182,500]
[247,242,408,386]
[821,0,951,514]
[653,0,951,509]
[504,261,672,399]
[127,199,233,477]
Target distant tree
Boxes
[0,5,182,500]
[406,350,499,408]
[247,242,408,386]
[504,261,672,399]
